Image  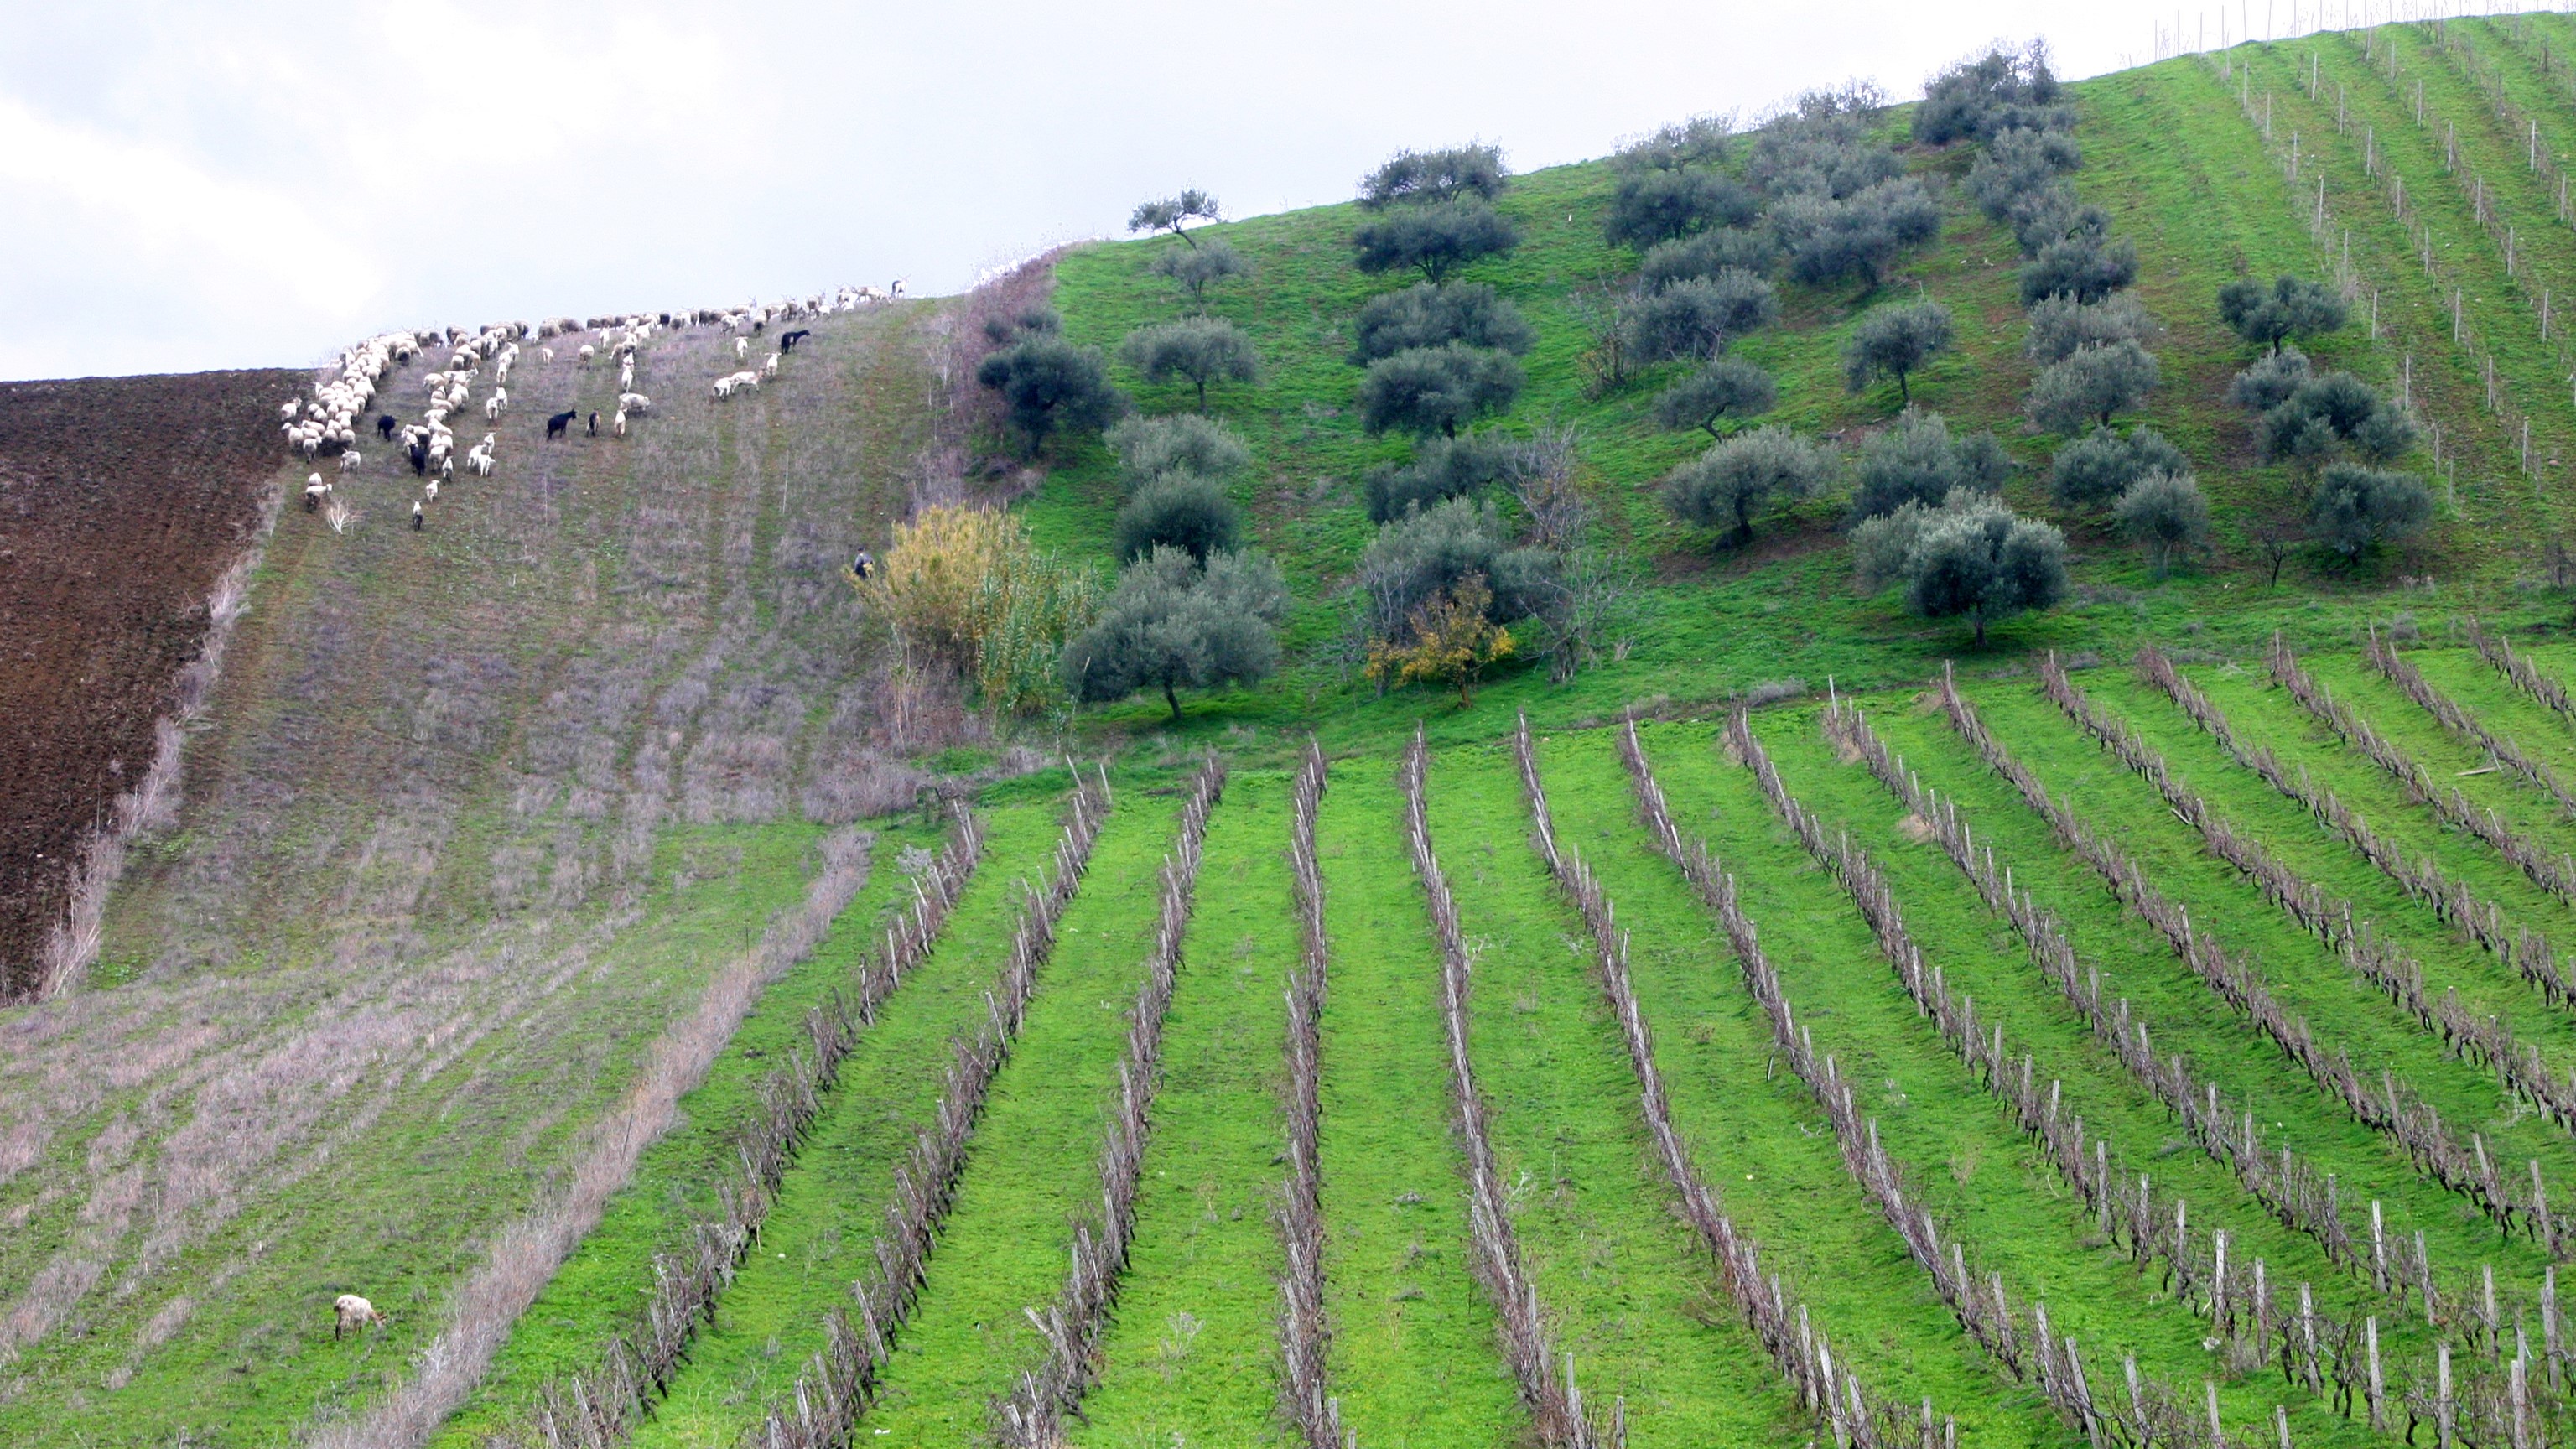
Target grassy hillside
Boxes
[26,18,2576,1449]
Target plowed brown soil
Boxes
[0,368,304,996]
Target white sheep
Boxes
[279,398,301,422]
[333,1295,388,1340]
[541,346,554,361]
[611,408,627,437]
[616,392,650,413]
[425,476,439,501]
[735,336,749,361]
[340,450,361,473]
[304,474,330,512]
[579,344,596,363]
[761,351,780,377]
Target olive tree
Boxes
[1639,228,1780,288]
[1842,299,1955,406]
[1357,344,1525,438]
[1360,145,1509,208]
[2113,470,2210,574]
[1773,179,1942,288]
[1114,475,1241,562]
[1605,169,1759,250]
[2024,339,2158,434]
[1626,270,1778,362]
[1965,127,2083,218]
[2020,234,2138,305]
[1063,546,1286,723]
[1853,491,2067,645]
[1364,433,1517,522]
[1130,189,1221,244]
[1107,413,1250,490]
[2050,423,2188,507]
[2308,463,2433,559]
[976,336,1128,454]
[1356,497,1556,641]
[1651,357,1777,439]
[1151,242,1246,309]
[1661,425,1836,543]
[1914,42,2071,144]
[1852,408,2009,518]
[1121,317,1260,412]
[1348,283,1535,364]
[2218,274,2349,354]
[2257,371,2416,470]
[1353,200,1521,282]
[2024,292,2158,364]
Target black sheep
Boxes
[781,329,811,353]
[377,413,397,441]
[408,440,429,475]
[546,408,577,440]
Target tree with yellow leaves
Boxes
[1365,574,1514,708]
[857,503,1096,714]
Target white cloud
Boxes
[0,0,2475,379]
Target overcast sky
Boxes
[0,0,2487,380]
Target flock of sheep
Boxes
[283,282,901,534]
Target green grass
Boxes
[1073,768,1296,1446]
[1308,760,1522,1449]
[1635,715,2371,1441]
[1940,672,2568,1292]
[853,789,1182,1441]
[1426,740,1798,1441]
[1533,723,2066,1447]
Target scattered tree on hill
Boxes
[2021,234,2138,305]
[1842,299,1955,406]
[1625,270,1778,362]
[1357,344,1525,439]
[1853,489,2067,645]
[2050,423,2187,507]
[1661,424,1835,544]
[2004,187,2111,258]
[1365,574,1516,706]
[1651,357,1777,439]
[864,503,1098,713]
[2024,339,2158,434]
[1360,144,1509,208]
[1152,242,1246,309]
[2252,368,2416,470]
[2225,345,2314,410]
[1852,408,2009,518]
[1353,200,1522,281]
[1108,413,1250,490]
[1114,475,1241,563]
[1747,89,1897,198]
[1605,170,1759,251]
[1356,497,1555,642]
[1365,433,1518,522]
[1063,546,1285,722]
[1772,179,1942,289]
[977,336,1127,455]
[1639,228,1780,288]
[2218,274,2349,354]
[1616,115,1737,173]
[1965,127,2083,218]
[2113,470,2210,574]
[2308,463,2433,559]
[1121,318,1260,412]
[2024,292,2159,364]
[1914,42,2071,145]
[1348,283,1535,364]
[1130,190,1222,245]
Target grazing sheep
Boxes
[850,549,874,579]
[340,450,361,473]
[279,398,302,422]
[615,392,650,413]
[578,344,595,363]
[377,414,397,440]
[611,408,627,437]
[333,1295,388,1340]
[735,336,749,362]
[780,328,810,352]
[483,396,501,421]
[540,346,554,361]
[425,476,439,501]
[412,501,424,531]
[546,408,577,440]
[304,475,330,512]
[761,351,780,377]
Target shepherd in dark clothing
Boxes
[851,550,875,581]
